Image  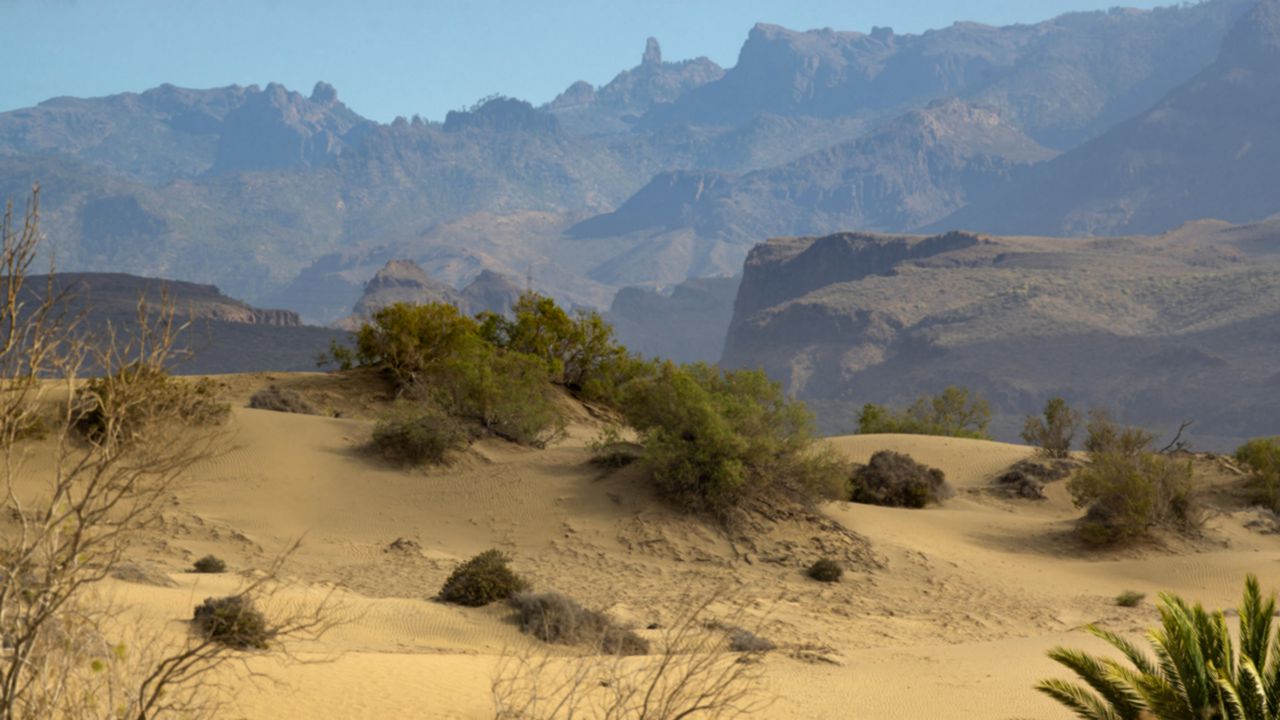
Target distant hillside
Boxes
[338,260,522,330]
[605,275,741,364]
[720,220,1280,446]
[643,1,1253,147]
[20,273,346,374]
[941,0,1280,236]
[0,0,1272,325]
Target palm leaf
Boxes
[1036,678,1124,720]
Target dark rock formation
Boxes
[606,275,740,363]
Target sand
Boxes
[40,373,1280,719]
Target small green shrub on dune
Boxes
[248,385,315,414]
[1235,436,1280,511]
[1083,408,1153,458]
[849,451,950,508]
[1021,397,1081,459]
[370,401,469,466]
[512,591,648,655]
[588,425,640,469]
[1069,438,1198,547]
[439,549,529,607]
[192,555,226,574]
[807,558,843,583]
[857,386,991,439]
[617,362,844,515]
[193,595,270,650]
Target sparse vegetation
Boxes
[439,549,529,607]
[493,594,770,719]
[725,627,775,653]
[1039,575,1280,720]
[1068,417,1199,546]
[617,362,845,515]
[511,591,648,655]
[73,363,229,443]
[849,450,951,508]
[192,555,227,574]
[807,558,843,583]
[192,595,271,650]
[1114,590,1145,607]
[857,386,991,439]
[587,424,640,469]
[248,385,316,414]
[994,457,1078,500]
[370,401,469,466]
[1021,397,1081,458]
[1235,436,1280,512]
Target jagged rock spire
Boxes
[643,37,662,66]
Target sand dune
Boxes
[70,374,1280,719]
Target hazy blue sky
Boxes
[2,0,1175,122]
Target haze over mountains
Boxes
[2,0,1279,442]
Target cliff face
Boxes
[940,0,1280,236]
[606,275,740,364]
[720,221,1280,445]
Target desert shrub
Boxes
[1083,408,1153,457]
[725,627,775,653]
[192,595,270,650]
[479,292,629,394]
[1068,450,1198,546]
[74,364,228,442]
[352,302,479,387]
[248,385,315,414]
[807,558,843,583]
[849,451,950,508]
[370,401,469,466]
[1115,590,1145,607]
[191,555,226,574]
[617,362,843,515]
[1235,437,1280,511]
[512,591,648,656]
[1021,397,1081,458]
[993,458,1078,499]
[588,425,640,469]
[439,549,529,607]
[857,386,991,439]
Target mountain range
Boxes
[0,0,1269,328]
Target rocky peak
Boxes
[443,97,559,134]
[642,37,663,66]
[310,81,338,105]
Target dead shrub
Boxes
[192,595,271,650]
[807,558,843,583]
[849,451,950,508]
[512,592,648,656]
[248,385,316,414]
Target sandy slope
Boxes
[60,373,1280,719]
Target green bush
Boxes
[511,591,648,655]
[1083,409,1153,457]
[74,364,228,443]
[370,401,469,466]
[849,451,950,508]
[857,386,991,439]
[352,302,479,387]
[1235,437,1280,511]
[807,558,843,583]
[439,549,529,607]
[617,362,843,515]
[588,425,640,469]
[193,595,270,650]
[1068,450,1198,546]
[479,292,628,394]
[1021,397,1080,459]
[191,555,226,574]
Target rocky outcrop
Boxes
[211,82,371,174]
[719,220,1280,445]
[443,97,559,135]
[606,275,740,364]
[340,260,525,329]
[645,0,1253,147]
